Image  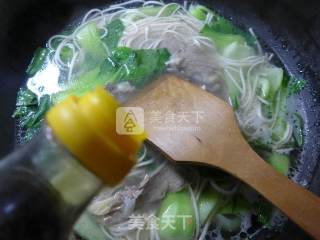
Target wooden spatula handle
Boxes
[224,145,320,239]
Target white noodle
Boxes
[249,27,262,55]
[100,225,118,240]
[198,208,217,240]
[188,185,200,239]
[82,8,104,24]
[209,179,238,196]
[195,179,208,201]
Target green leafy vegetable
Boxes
[210,17,255,45]
[270,74,305,146]
[223,70,241,110]
[258,66,284,100]
[219,194,251,216]
[250,140,273,152]
[102,19,125,52]
[157,190,195,240]
[292,113,304,147]
[76,22,106,64]
[189,5,210,21]
[24,95,50,129]
[53,47,171,102]
[259,79,270,99]
[195,4,256,47]
[16,27,169,141]
[253,72,305,150]
[22,126,43,143]
[266,152,290,175]
[272,117,290,146]
[271,76,290,144]
[60,46,74,63]
[26,47,49,77]
[253,201,273,225]
[13,88,52,142]
[74,212,106,240]
[52,67,103,103]
[101,47,171,87]
[198,187,222,225]
[201,25,246,50]
[216,195,250,234]
[14,88,38,108]
[255,65,284,132]
[221,41,255,59]
[288,76,306,96]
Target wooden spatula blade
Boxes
[127,74,244,166]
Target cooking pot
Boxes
[0,0,319,239]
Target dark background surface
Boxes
[0,0,319,239]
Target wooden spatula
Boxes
[126,74,320,239]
